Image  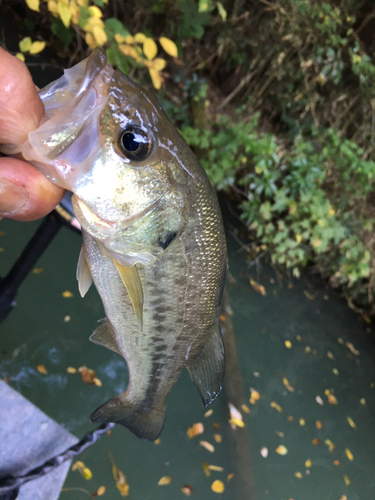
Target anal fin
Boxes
[187,325,225,407]
[90,318,122,356]
[113,260,144,331]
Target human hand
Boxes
[0,47,65,221]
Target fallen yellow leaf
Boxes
[345,448,354,461]
[199,441,215,453]
[347,416,357,429]
[110,454,129,496]
[275,445,288,455]
[211,480,225,493]
[62,290,73,298]
[294,471,303,478]
[72,461,92,480]
[186,422,204,439]
[158,476,172,485]
[270,401,282,412]
[37,365,47,375]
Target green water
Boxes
[1,214,375,500]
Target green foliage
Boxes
[51,17,74,49]
[183,116,375,298]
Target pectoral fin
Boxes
[90,318,122,356]
[187,325,225,407]
[113,260,144,331]
[76,245,93,298]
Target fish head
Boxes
[20,49,192,265]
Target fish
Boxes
[17,49,227,441]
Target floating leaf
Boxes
[203,462,211,477]
[144,38,158,61]
[270,401,282,413]
[29,41,46,55]
[282,376,294,392]
[294,471,303,478]
[249,388,261,404]
[25,0,40,11]
[79,366,97,385]
[343,474,351,485]
[92,485,106,497]
[158,476,172,485]
[62,290,74,298]
[33,267,44,274]
[305,459,312,467]
[345,448,354,461]
[209,465,224,472]
[250,278,266,295]
[260,447,268,457]
[186,422,204,439]
[241,404,251,414]
[110,454,129,496]
[200,441,215,453]
[72,461,92,480]
[159,37,178,57]
[275,445,288,455]
[37,365,47,375]
[347,416,357,429]
[284,340,292,348]
[19,37,32,53]
[211,480,225,493]
[213,434,222,443]
[316,420,323,429]
[181,485,193,496]
[204,409,213,418]
[299,418,306,426]
[67,366,77,374]
[154,438,161,445]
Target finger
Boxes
[0,157,65,221]
[0,47,44,146]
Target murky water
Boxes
[1,211,375,500]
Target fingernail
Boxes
[0,179,29,216]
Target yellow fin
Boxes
[76,245,93,298]
[113,260,144,331]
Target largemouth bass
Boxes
[17,49,227,441]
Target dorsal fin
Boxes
[76,245,93,298]
[112,260,144,331]
[187,325,225,407]
[90,318,122,356]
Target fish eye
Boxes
[118,126,152,161]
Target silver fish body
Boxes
[18,49,227,440]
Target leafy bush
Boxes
[183,116,375,309]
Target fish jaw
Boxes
[20,49,112,190]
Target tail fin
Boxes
[90,394,166,441]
